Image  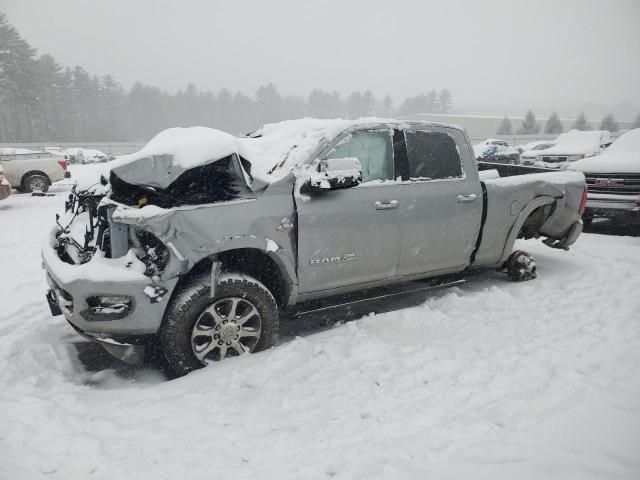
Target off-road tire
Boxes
[159,272,278,377]
[22,174,50,193]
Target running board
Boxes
[291,278,465,318]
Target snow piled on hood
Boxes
[569,128,640,173]
[604,127,640,154]
[112,118,400,183]
[112,127,238,170]
[542,130,611,156]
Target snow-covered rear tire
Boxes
[159,272,278,377]
[506,250,537,281]
[22,174,50,193]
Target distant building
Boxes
[399,113,634,142]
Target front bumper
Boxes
[584,194,640,225]
[66,320,147,366]
[42,228,179,338]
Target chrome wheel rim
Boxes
[191,297,262,364]
[29,177,46,191]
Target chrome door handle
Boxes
[457,194,478,203]
[375,200,399,210]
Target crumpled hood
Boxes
[110,127,239,189]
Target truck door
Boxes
[396,127,483,276]
[296,129,403,294]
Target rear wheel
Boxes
[159,272,279,377]
[506,250,537,281]
[22,174,50,193]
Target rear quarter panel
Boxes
[474,170,586,267]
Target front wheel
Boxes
[159,272,279,377]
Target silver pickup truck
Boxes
[42,119,586,376]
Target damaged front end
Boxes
[54,179,173,299]
[42,179,181,363]
[42,150,267,364]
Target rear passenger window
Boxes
[404,131,463,180]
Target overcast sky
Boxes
[2,0,639,118]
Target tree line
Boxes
[0,13,454,143]
[496,109,640,136]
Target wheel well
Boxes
[173,248,289,308]
[216,249,288,307]
[21,170,50,186]
[518,205,554,239]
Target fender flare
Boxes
[208,236,298,306]
[499,195,558,264]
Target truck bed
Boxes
[473,163,586,267]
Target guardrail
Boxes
[0,142,146,155]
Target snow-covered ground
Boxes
[1,166,639,479]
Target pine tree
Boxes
[426,90,438,113]
[0,12,41,141]
[347,91,362,119]
[544,111,563,134]
[281,95,305,120]
[255,83,282,125]
[496,116,513,135]
[517,110,541,134]
[308,89,331,118]
[438,89,452,113]
[329,91,344,117]
[599,113,619,132]
[361,90,375,117]
[572,112,590,131]
[381,95,393,117]
[633,113,640,129]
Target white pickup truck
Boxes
[0,150,70,192]
[569,128,640,225]
[536,130,613,169]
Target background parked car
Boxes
[0,163,11,201]
[474,138,520,164]
[63,148,108,164]
[536,130,612,169]
[43,146,67,158]
[519,141,556,165]
[569,128,640,226]
[0,150,70,193]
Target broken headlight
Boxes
[130,228,169,277]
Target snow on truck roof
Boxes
[110,118,462,187]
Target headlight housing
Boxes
[130,228,169,277]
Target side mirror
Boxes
[310,158,362,190]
